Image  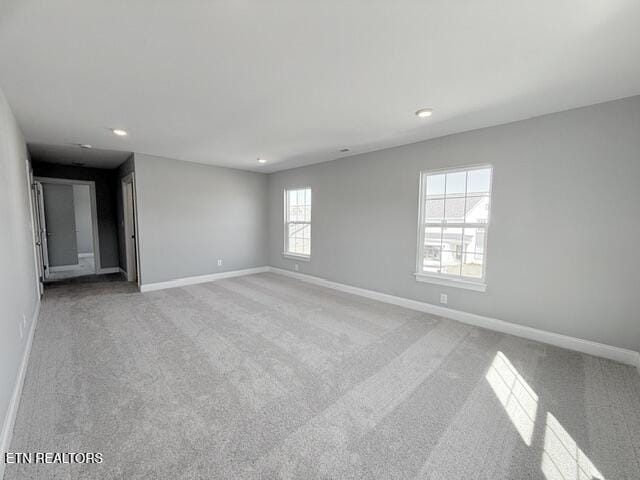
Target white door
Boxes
[123,177,137,282]
[33,181,50,280]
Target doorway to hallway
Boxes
[33,177,101,282]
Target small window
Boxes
[284,187,311,259]
[416,165,492,290]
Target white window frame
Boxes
[283,187,312,261]
[414,164,493,292]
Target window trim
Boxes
[415,164,492,291]
[414,272,487,292]
[283,186,312,260]
[281,252,312,262]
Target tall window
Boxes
[416,165,492,290]
[284,187,311,258]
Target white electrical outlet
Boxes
[217,259,223,266]
[294,264,299,272]
[440,293,448,305]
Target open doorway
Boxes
[33,177,101,282]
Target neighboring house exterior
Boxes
[423,195,489,277]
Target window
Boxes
[416,165,492,291]
[284,187,311,259]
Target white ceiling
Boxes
[28,143,132,169]
[1,1,639,173]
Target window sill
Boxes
[414,272,486,292]
[282,252,311,262]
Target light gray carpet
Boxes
[5,273,640,479]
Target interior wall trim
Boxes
[48,264,80,272]
[98,267,120,275]
[268,267,640,369]
[0,298,41,479]
[139,266,270,292]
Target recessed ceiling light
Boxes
[415,108,433,118]
[112,128,128,136]
[79,144,92,149]
[257,158,267,164]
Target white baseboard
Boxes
[49,263,80,272]
[78,253,94,258]
[268,267,640,368]
[0,298,41,479]
[139,266,270,293]
[98,267,120,274]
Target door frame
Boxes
[34,182,51,278]
[121,172,140,284]
[34,176,102,275]
[26,160,44,295]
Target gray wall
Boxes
[268,95,640,353]
[31,162,120,268]
[135,154,268,285]
[73,184,93,254]
[0,87,39,455]
[116,155,134,271]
